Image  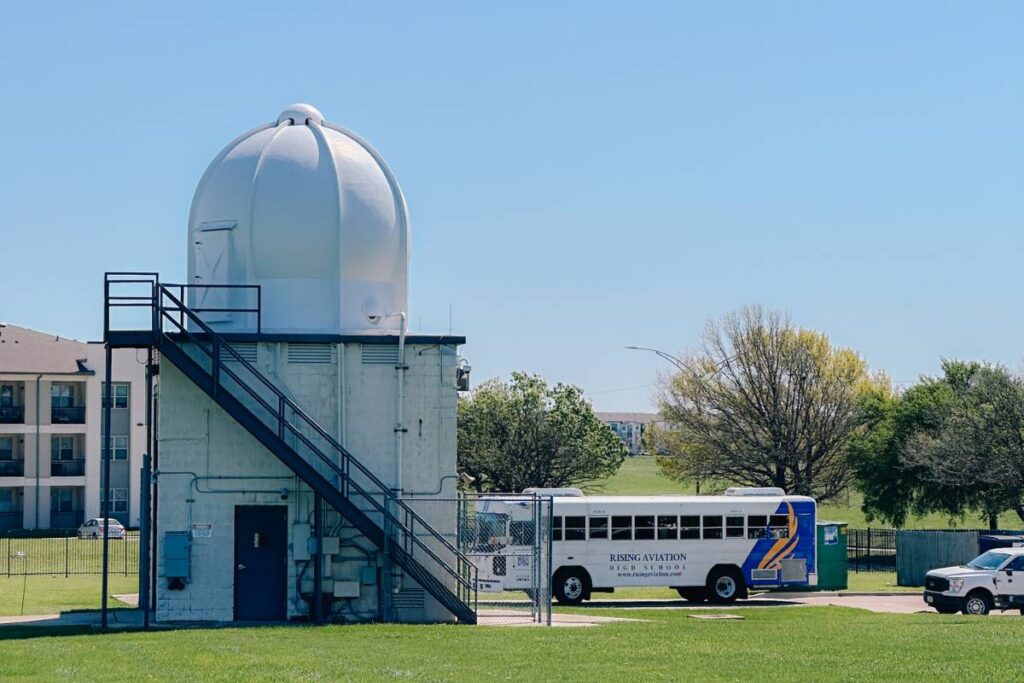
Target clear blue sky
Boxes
[1,3,1021,411]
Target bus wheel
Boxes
[676,588,707,602]
[706,567,743,603]
[554,569,588,606]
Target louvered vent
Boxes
[392,587,425,610]
[361,345,399,365]
[225,342,257,363]
[287,343,334,364]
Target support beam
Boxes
[139,453,151,628]
[313,493,323,624]
[101,343,113,629]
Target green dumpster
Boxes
[816,521,848,590]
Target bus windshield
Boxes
[966,551,1010,570]
[474,512,508,551]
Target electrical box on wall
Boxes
[293,524,311,561]
[163,531,191,582]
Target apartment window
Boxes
[51,384,75,408]
[0,385,13,407]
[103,382,130,409]
[108,436,128,460]
[0,489,15,512]
[0,437,12,460]
[51,436,75,460]
[102,487,128,513]
[51,488,74,512]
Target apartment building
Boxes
[595,411,661,456]
[0,324,147,531]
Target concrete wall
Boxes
[155,340,460,623]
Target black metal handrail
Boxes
[104,275,476,609]
[156,287,476,602]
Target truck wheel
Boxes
[676,588,707,602]
[961,591,992,616]
[706,567,744,603]
[554,569,588,606]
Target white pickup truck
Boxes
[923,547,1024,615]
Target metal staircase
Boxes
[105,273,477,624]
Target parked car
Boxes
[77,518,126,539]
[923,548,1024,615]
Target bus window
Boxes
[769,515,790,539]
[612,516,632,540]
[565,516,586,541]
[747,515,768,539]
[511,520,535,546]
[588,516,609,540]
[702,515,723,540]
[552,516,563,542]
[726,516,744,538]
[657,515,679,540]
[635,516,655,540]
[680,515,700,539]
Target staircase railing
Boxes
[104,273,477,619]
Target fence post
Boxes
[65,536,69,577]
[867,528,873,572]
[6,537,9,577]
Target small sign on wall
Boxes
[191,524,213,538]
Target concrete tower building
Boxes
[110,105,471,623]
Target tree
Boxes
[654,306,882,502]
[901,364,1024,529]
[457,372,627,492]
[847,368,962,527]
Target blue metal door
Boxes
[234,506,288,620]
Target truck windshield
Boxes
[966,551,1011,570]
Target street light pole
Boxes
[625,346,685,371]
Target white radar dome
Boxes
[187,103,408,334]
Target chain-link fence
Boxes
[405,493,553,625]
[2,531,140,576]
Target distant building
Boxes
[0,324,147,531]
[596,412,661,456]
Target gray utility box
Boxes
[163,531,191,580]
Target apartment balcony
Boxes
[51,459,86,477]
[51,406,85,424]
[0,406,24,424]
[0,460,25,477]
[50,510,85,529]
[0,511,22,532]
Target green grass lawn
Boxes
[0,575,138,617]
[593,458,1024,530]
[2,607,1023,681]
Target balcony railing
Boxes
[50,510,85,528]
[0,511,23,532]
[51,460,85,477]
[0,406,24,424]
[51,406,85,424]
[0,460,25,477]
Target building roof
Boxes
[0,324,94,374]
[595,411,661,424]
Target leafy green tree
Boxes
[457,372,627,492]
[847,369,963,527]
[852,361,1024,529]
[654,306,884,502]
